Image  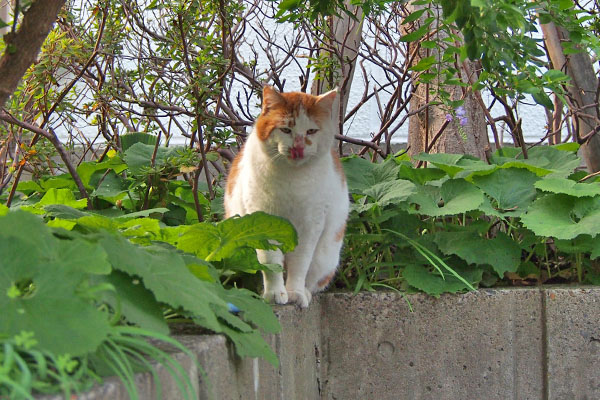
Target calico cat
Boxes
[224,86,349,308]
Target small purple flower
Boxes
[445,113,453,122]
[455,105,466,117]
[459,116,468,126]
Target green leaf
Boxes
[115,208,171,220]
[97,233,228,332]
[408,179,484,216]
[403,264,482,297]
[124,143,179,175]
[342,156,400,194]
[472,168,539,215]
[47,218,77,230]
[413,153,495,178]
[0,203,8,216]
[521,194,600,240]
[120,132,158,151]
[16,180,43,194]
[399,23,430,42]
[554,235,597,256]
[531,90,554,110]
[363,179,416,208]
[491,145,580,178]
[93,172,129,198]
[0,211,111,356]
[558,0,573,10]
[434,231,521,276]
[96,271,169,335]
[77,158,127,187]
[410,56,437,72]
[215,324,278,367]
[398,163,446,184]
[54,235,112,274]
[43,204,89,219]
[40,175,77,191]
[176,212,297,262]
[402,8,427,24]
[37,188,88,209]
[216,287,280,334]
[535,178,600,198]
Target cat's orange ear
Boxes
[315,88,338,111]
[262,86,285,114]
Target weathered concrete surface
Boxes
[188,302,322,400]
[545,287,600,400]
[37,287,600,399]
[320,289,544,400]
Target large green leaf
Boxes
[97,232,228,332]
[93,171,129,198]
[96,271,169,335]
[413,153,495,178]
[120,132,158,151]
[403,263,482,297]
[521,194,600,240]
[491,145,580,178]
[175,212,297,261]
[0,211,111,356]
[535,178,600,198]
[434,231,521,276]
[408,179,484,216]
[124,142,179,175]
[37,188,88,209]
[215,287,280,334]
[362,179,416,208]
[342,156,400,194]
[214,323,278,367]
[472,168,539,216]
[554,235,600,259]
[77,157,128,188]
[397,162,446,184]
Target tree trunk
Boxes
[311,2,363,135]
[0,0,67,107]
[0,0,10,36]
[541,22,600,172]
[406,4,489,160]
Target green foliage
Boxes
[0,139,298,396]
[0,201,292,397]
[340,144,600,296]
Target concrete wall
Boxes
[42,287,600,399]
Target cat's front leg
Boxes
[284,218,324,308]
[284,247,317,308]
[257,249,288,304]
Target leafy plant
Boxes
[339,143,600,296]
[0,157,296,398]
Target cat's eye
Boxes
[307,129,318,135]
[280,128,292,134]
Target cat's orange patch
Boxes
[224,147,244,217]
[317,272,336,288]
[335,222,346,242]
[331,149,346,185]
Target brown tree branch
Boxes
[0,0,67,107]
[0,110,91,207]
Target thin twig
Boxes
[0,110,91,208]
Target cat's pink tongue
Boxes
[290,147,304,159]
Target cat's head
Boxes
[255,86,337,165]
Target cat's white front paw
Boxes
[287,288,312,308]
[263,288,289,305]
